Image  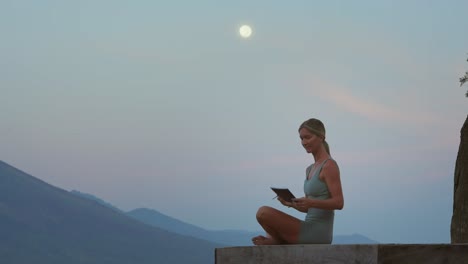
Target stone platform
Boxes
[215,244,468,264]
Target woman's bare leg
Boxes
[252,206,301,245]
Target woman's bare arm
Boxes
[293,161,344,211]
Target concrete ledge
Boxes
[215,244,468,264]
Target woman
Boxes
[252,118,344,245]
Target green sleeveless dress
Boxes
[298,159,334,244]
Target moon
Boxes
[239,25,252,38]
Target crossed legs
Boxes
[252,206,302,245]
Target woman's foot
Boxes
[251,235,280,245]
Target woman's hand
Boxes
[278,197,309,213]
[291,197,312,212]
[277,197,294,207]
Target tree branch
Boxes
[462,57,468,97]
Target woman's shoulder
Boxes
[323,158,339,171]
[319,158,340,181]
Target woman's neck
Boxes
[312,148,329,163]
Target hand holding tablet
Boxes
[270,187,296,203]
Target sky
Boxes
[1,0,468,244]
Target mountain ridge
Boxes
[71,186,379,245]
[127,207,379,245]
[0,160,222,264]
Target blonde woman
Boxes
[252,118,344,245]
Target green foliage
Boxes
[461,57,468,97]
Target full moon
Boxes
[239,25,252,38]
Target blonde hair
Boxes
[298,118,330,155]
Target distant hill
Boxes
[127,208,379,246]
[127,208,258,246]
[70,190,379,246]
[70,190,123,213]
[66,179,378,247]
[0,160,223,264]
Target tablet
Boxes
[270,187,296,203]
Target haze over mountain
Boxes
[127,208,260,246]
[127,208,378,245]
[72,191,378,245]
[70,190,123,213]
[0,158,378,264]
[0,160,222,264]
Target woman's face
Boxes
[299,128,322,153]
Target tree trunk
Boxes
[451,115,468,243]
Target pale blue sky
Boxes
[1,0,467,243]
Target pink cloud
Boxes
[301,77,453,127]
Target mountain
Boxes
[69,191,378,246]
[70,190,123,213]
[0,160,223,264]
[127,208,258,246]
[127,208,379,246]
